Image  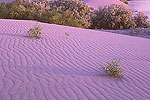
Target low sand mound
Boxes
[82,0,129,9]
[0,19,150,100]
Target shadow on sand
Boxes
[0,33,41,39]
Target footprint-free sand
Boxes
[0,19,150,100]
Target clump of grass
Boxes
[101,58,123,78]
[65,32,70,37]
[64,32,70,39]
[27,25,42,38]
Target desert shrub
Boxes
[0,1,26,19]
[48,0,92,28]
[101,58,123,78]
[133,12,150,28]
[92,4,136,29]
[5,1,21,8]
[8,5,26,19]
[40,10,84,28]
[65,32,70,37]
[0,0,92,28]
[0,2,9,18]
[27,25,42,38]
[0,1,41,20]
[23,8,37,20]
[120,0,128,4]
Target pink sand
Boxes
[0,19,150,100]
[83,0,129,9]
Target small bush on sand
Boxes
[101,58,123,78]
[27,25,42,38]
[92,4,136,29]
[65,32,70,37]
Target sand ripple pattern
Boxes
[0,19,150,100]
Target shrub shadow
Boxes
[51,66,109,77]
[0,33,42,39]
[0,33,27,37]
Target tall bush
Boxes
[9,5,26,19]
[0,1,25,19]
[134,12,149,28]
[48,0,92,28]
[92,4,136,29]
[0,2,8,18]
[40,10,84,28]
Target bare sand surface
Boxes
[0,19,150,100]
[82,0,129,9]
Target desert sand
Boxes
[0,19,150,100]
[82,0,128,9]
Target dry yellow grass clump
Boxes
[101,58,123,78]
[27,25,42,38]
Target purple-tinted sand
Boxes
[82,0,129,9]
[0,19,150,100]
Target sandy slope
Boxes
[0,19,150,100]
[81,0,129,9]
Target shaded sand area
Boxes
[99,28,150,39]
[0,19,150,100]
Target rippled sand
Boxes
[0,19,150,100]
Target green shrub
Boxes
[0,2,9,18]
[48,0,92,28]
[0,0,91,28]
[134,12,150,28]
[27,25,42,38]
[9,5,26,19]
[0,1,26,19]
[101,58,123,78]
[92,4,136,29]
[40,10,84,28]
[23,8,37,20]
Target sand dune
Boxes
[0,19,150,100]
[81,0,129,9]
